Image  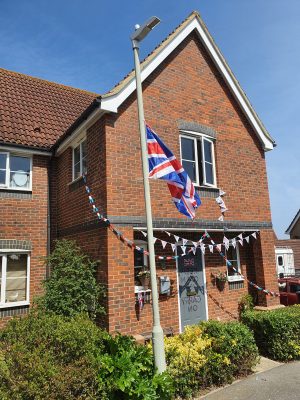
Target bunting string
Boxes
[83,176,280,298]
[204,232,280,297]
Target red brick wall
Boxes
[0,155,49,325]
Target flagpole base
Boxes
[152,324,167,373]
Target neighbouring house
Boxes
[275,209,300,273]
[0,11,280,334]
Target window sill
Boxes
[0,187,32,192]
[0,301,30,309]
[228,276,244,283]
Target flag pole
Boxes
[131,17,166,373]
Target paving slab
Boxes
[200,361,300,400]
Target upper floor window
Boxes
[0,253,30,307]
[180,134,216,187]
[0,152,32,190]
[73,139,87,180]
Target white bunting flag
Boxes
[165,231,171,237]
[153,237,157,244]
[245,236,250,244]
[219,190,226,196]
[209,245,214,253]
[161,240,167,249]
[192,241,198,248]
[174,235,180,242]
[231,238,236,249]
[171,243,176,253]
[192,247,197,255]
[141,231,147,237]
[216,244,222,252]
[238,233,243,240]
[238,239,243,246]
[200,243,206,254]
[182,238,188,246]
[181,246,186,255]
[218,215,224,221]
[252,232,257,239]
[223,236,230,250]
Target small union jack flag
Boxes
[146,124,201,219]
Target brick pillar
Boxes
[107,227,136,334]
[253,229,279,307]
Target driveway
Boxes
[201,361,300,400]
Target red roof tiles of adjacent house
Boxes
[0,68,99,150]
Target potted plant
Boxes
[137,268,151,289]
[213,270,228,291]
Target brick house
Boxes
[0,11,280,334]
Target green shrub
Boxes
[163,322,259,398]
[200,320,259,380]
[0,312,107,399]
[100,334,174,400]
[242,305,300,361]
[37,239,105,320]
[238,294,254,316]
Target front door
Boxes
[177,248,207,331]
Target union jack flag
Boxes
[147,124,201,219]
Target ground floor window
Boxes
[0,253,30,306]
[225,245,243,282]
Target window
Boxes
[225,245,243,282]
[73,139,87,180]
[0,253,30,306]
[0,152,31,190]
[134,242,148,268]
[180,134,216,187]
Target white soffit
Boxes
[101,15,274,151]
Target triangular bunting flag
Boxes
[238,239,243,246]
[161,240,167,249]
[174,235,180,242]
[216,244,222,252]
[219,190,226,196]
[218,215,224,221]
[245,236,250,244]
[171,243,176,253]
[192,247,197,255]
[209,245,214,253]
[153,237,157,244]
[238,233,243,240]
[231,238,236,249]
[200,243,205,254]
[182,238,188,246]
[181,246,186,255]
[252,232,257,239]
[192,241,198,248]
[165,231,171,237]
[141,231,147,237]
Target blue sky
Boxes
[0,0,299,238]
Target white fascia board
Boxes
[0,145,52,157]
[56,107,105,156]
[101,18,273,151]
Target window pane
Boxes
[82,156,87,175]
[0,170,6,184]
[181,137,195,161]
[203,140,212,163]
[182,160,197,182]
[205,162,214,185]
[74,162,81,180]
[74,146,80,165]
[81,140,87,158]
[6,254,27,303]
[278,256,283,266]
[10,156,30,173]
[0,153,7,169]
[134,249,144,267]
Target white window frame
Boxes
[0,252,30,308]
[0,152,32,191]
[201,137,217,187]
[226,243,244,282]
[179,132,217,188]
[72,138,87,181]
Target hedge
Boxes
[242,305,300,361]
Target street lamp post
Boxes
[131,17,166,373]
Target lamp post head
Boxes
[131,16,161,48]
